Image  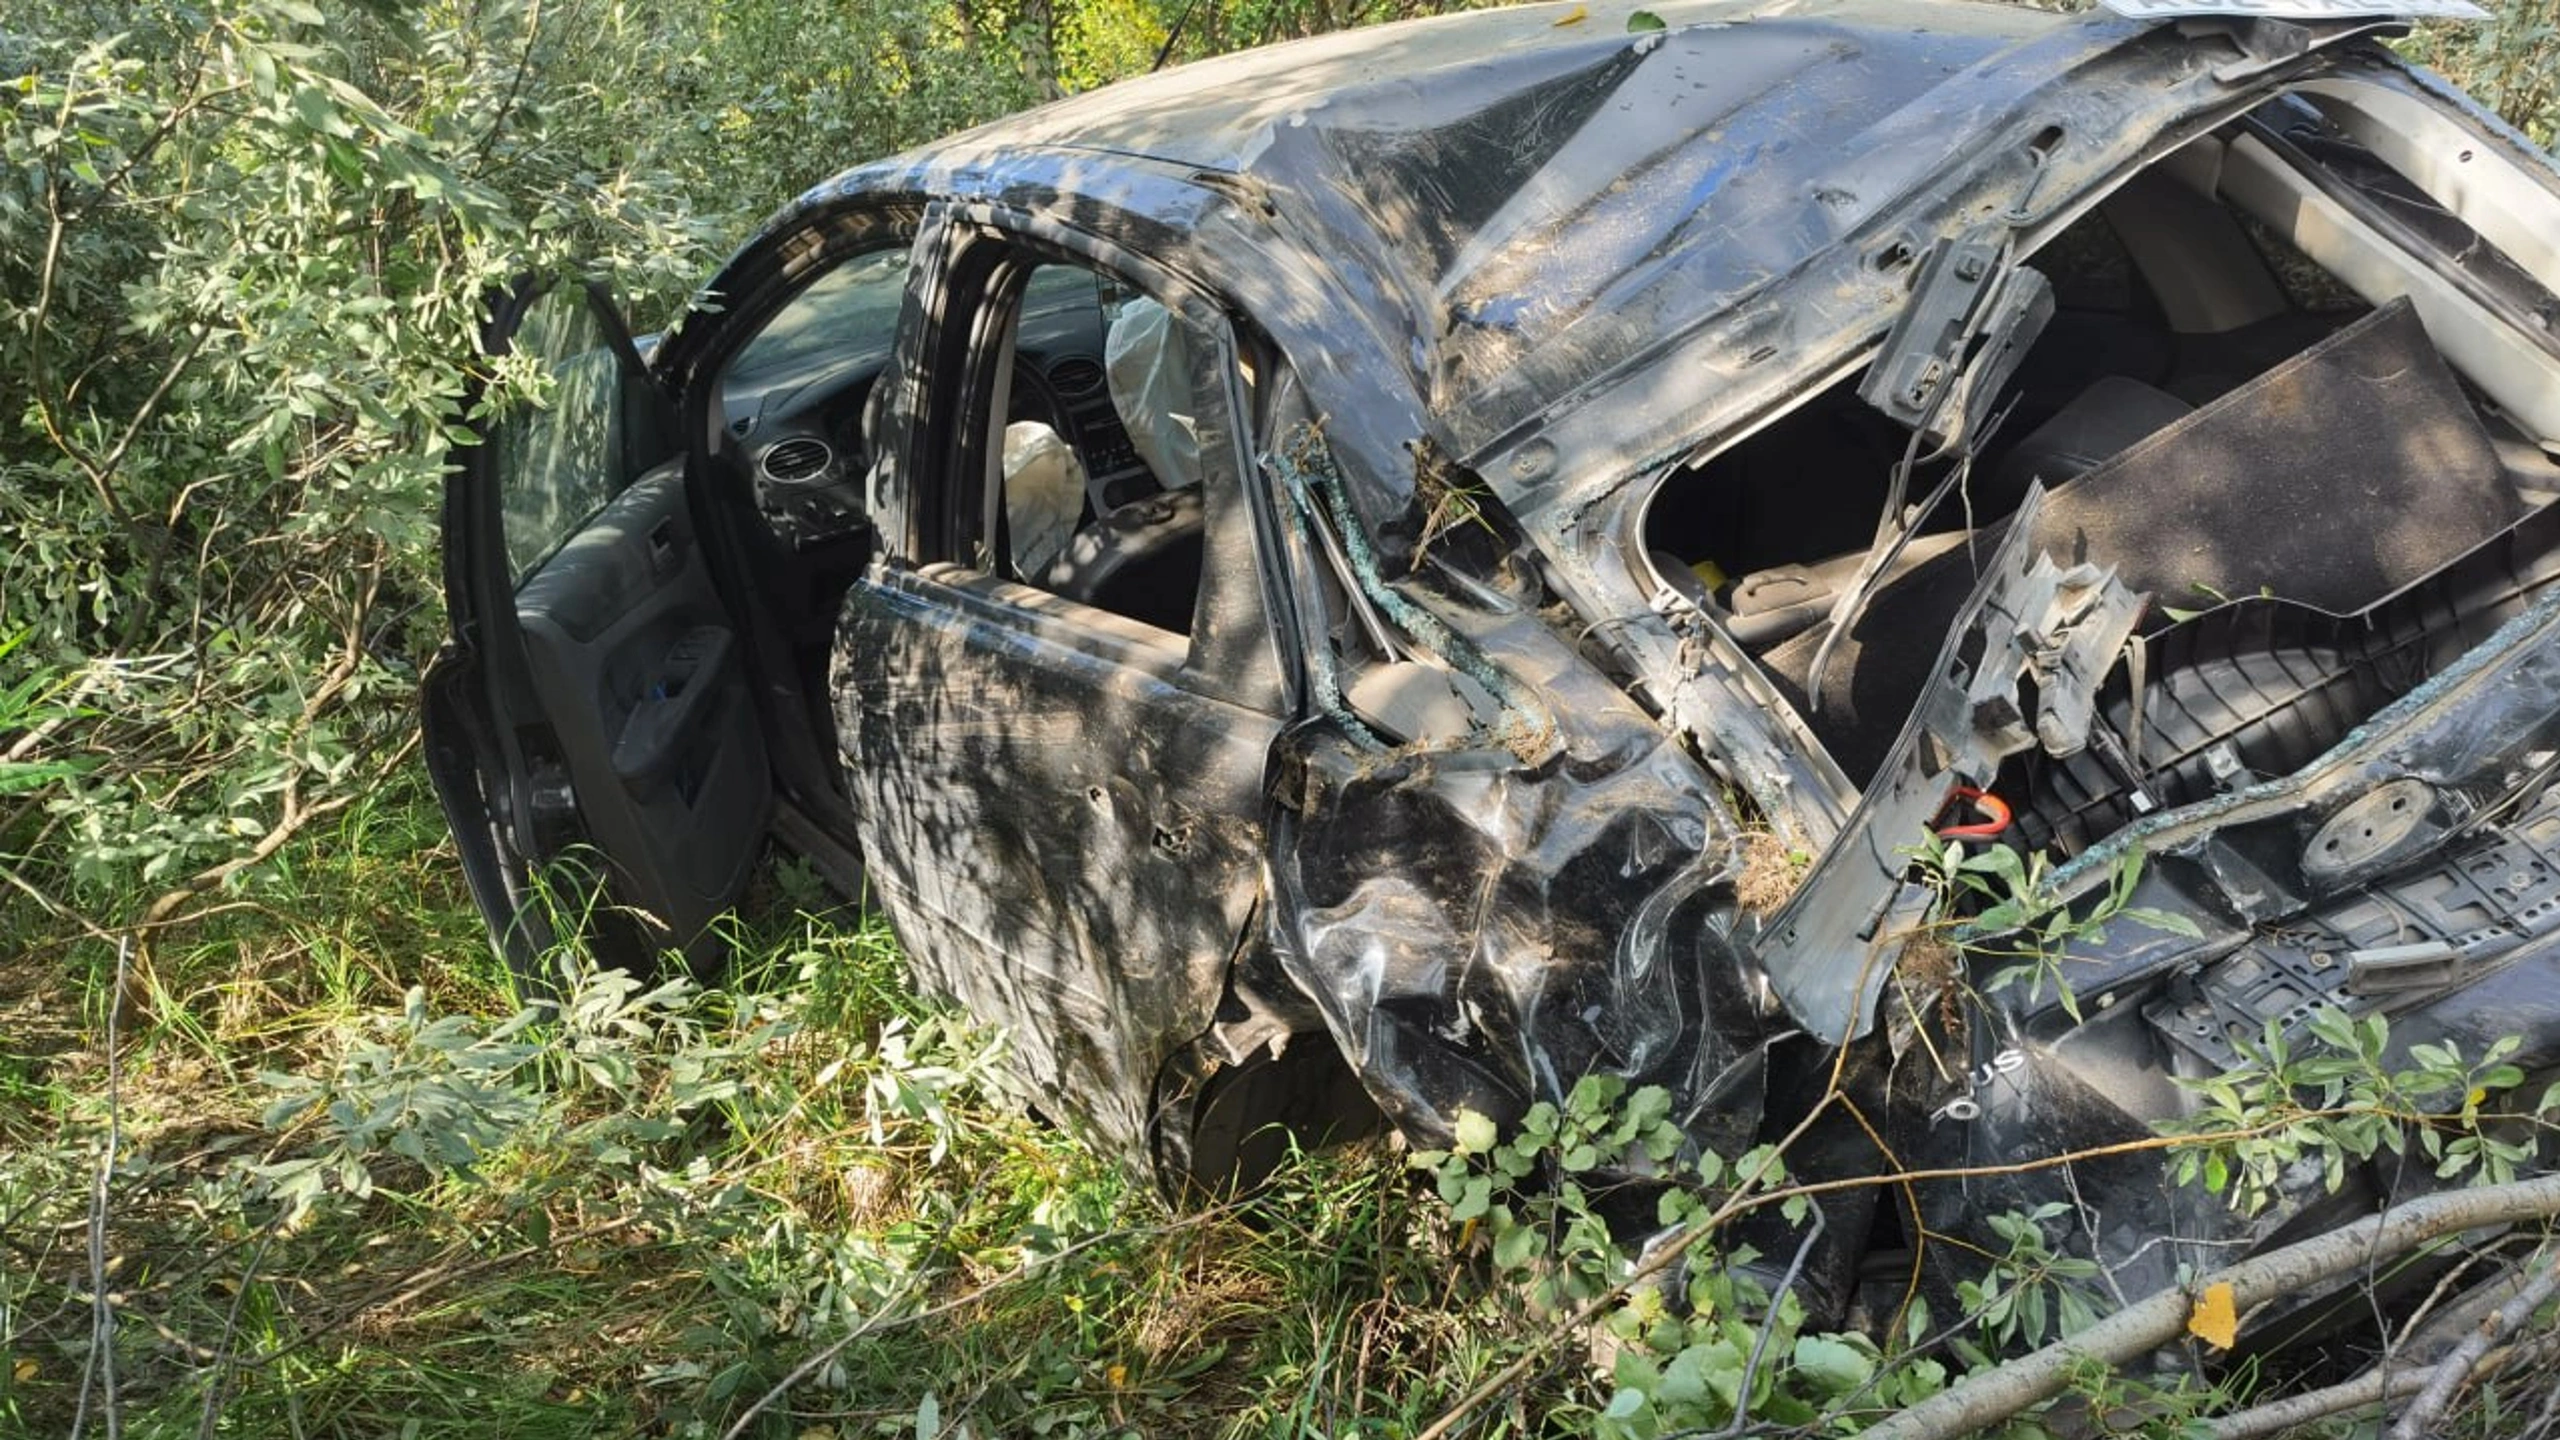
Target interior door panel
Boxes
[433,278,777,974]
[512,464,771,950]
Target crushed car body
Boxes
[429,0,2560,1367]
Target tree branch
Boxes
[2205,1333,2560,1440]
[1862,1173,2560,1440]
[2389,1245,2560,1440]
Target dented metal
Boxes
[1757,496,2146,1044]
[609,0,2560,1367]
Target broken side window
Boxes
[919,241,1275,688]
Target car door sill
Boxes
[771,794,867,896]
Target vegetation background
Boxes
[2,0,2557,1435]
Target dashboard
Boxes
[717,265,1158,553]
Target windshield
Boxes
[723,249,912,396]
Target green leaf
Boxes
[292,84,354,138]
[1493,1220,1541,1270]
[1626,9,1667,30]
[1623,1084,1672,1131]
[1453,1109,1497,1155]
[1681,1336,1748,1409]
[1569,1073,1625,1117]
[1790,1333,1876,1395]
[1521,1101,1559,1142]
[1974,901,2025,933]
[2118,906,2203,939]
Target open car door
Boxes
[424,279,771,978]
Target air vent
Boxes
[759,437,833,485]
[1048,357,1107,398]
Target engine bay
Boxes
[1607,74,2560,1352]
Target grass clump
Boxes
[0,782,1607,1439]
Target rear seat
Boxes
[1710,375,2195,653]
[1755,299,2515,781]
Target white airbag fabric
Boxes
[1003,420,1086,582]
[1104,298,1203,488]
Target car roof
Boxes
[767,0,2253,517]
[957,0,2059,175]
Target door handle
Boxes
[610,625,735,787]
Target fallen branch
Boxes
[2205,1333,2560,1440]
[1402,1105,2429,1440]
[2206,1368,2433,1440]
[1861,1172,2560,1440]
[2388,1244,2560,1440]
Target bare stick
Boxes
[2388,1245,2560,1440]
[2207,1334,2558,1440]
[2210,1361,2434,1439]
[69,935,130,1440]
[2526,1351,2560,1440]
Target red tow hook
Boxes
[1936,785,2013,840]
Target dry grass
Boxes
[1735,828,1813,915]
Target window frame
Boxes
[895,206,1300,716]
[643,199,934,832]
[485,281,678,590]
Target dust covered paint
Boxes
[632,0,2560,1364]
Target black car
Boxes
[426,0,2560,1350]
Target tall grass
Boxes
[0,779,1566,1438]
[9,5,2560,1437]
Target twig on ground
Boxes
[719,1190,1256,1440]
[2208,1334,2560,1440]
[2389,1244,2560,1440]
[235,1214,647,1374]
[192,1218,281,1440]
[2215,1368,2433,1440]
[70,934,131,1440]
[2525,1350,2560,1440]
[2390,1235,2527,1358]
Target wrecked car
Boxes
[426,0,2560,1362]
